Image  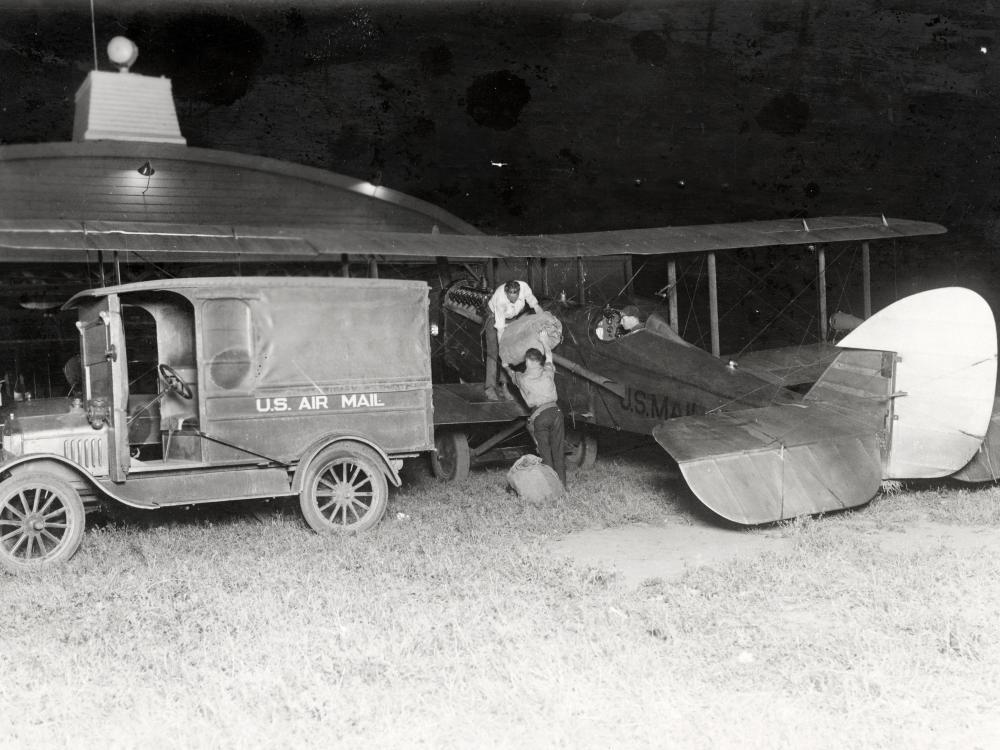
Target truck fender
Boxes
[292,435,402,493]
[1,454,102,498]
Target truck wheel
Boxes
[565,431,598,470]
[0,474,86,572]
[299,444,388,533]
[429,430,471,481]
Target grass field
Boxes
[2,443,999,749]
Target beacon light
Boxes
[107,36,138,72]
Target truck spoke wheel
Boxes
[0,474,85,573]
[300,445,388,533]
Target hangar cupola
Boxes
[72,36,186,145]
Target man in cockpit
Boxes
[619,305,645,334]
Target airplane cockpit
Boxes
[593,305,645,341]
[592,306,691,347]
[594,308,624,341]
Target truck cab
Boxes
[0,277,434,571]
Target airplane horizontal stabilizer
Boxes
[652,403,883,525]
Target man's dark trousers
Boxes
[531,406,566,487]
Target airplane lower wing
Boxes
[654,288,997,524]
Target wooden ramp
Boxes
[432,383,528,426]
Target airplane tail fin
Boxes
[832,287,996,478]
[653,288,997,524]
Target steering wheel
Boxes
[158,364,193,400]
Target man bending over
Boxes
[504,332,566,487]
[484,279,542,400]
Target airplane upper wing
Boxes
[0,215,945,262]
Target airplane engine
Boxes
[442,282,490,320]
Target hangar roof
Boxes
[0,140,479,237]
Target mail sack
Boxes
[499,311,563,366]
[507,454,564,505]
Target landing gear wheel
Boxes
[429,430,471,481]
[299,444,388,533]
[0,474,85,572]
[565,431,598,470]
[158,363,193,400]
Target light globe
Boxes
[107,36,138,71]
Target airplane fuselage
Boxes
[549,303,796,435]
[439,286,798,437]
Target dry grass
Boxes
[2,445,999,749]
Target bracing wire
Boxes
[681,255,706,342]
[733,244,854,358]
[612,260,646,303]
[828,246,860,333]
[721,252,816,327]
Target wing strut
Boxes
[667,260,679,332]
[708,251,719,356]
[862,241,871,318]
[818,246,827,340]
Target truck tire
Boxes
[0,473,86,572]
[429,430,471,481]
[299,444,389,533]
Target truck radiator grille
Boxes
[64,438,106,469]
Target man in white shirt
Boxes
[484,279,542,400]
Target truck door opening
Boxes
[118,291,199,464]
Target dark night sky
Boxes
[1,1,999,292]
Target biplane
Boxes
[6,207,995,527]
[1,44,997,530]
[420,219,1000,525]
